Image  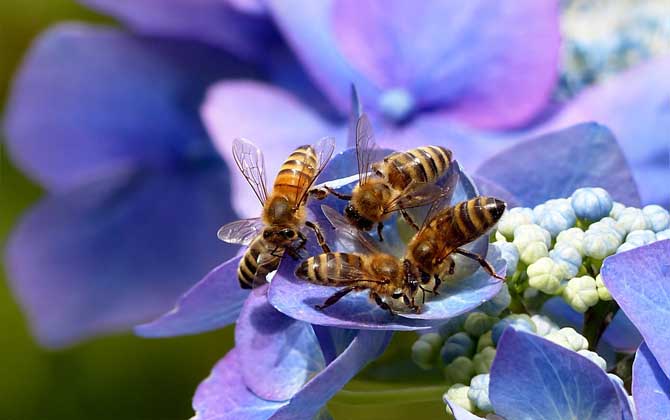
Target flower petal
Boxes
[4,24,250,192]
[201,81,342,218]
[330,0,560,128]
[270,329,391,420]
[192,348,288,420]
[444,398,485,419]
[610,375,635,420]
[490,329,622,420]
[475,123,641,207]
[4,165,236,348]
[601,240,670,377]
[235,286,325,402]
[543,56,670,207]
[633,343,670,420]
[80,0,275,60]
[135,255,248,338]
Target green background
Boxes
[0,2,235,419]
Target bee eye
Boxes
[263,231,271,239]
[283,229,295,238]
[392,291,403,299]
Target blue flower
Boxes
[571,187,613,222]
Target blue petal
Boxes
[270,329,391,420]
[610,375,635,420]
[633,343,670,420]
[235,286,325,402]
[444,399,485,419]
[4,24,251,192]
[475,123,641,207]
[80,0,275,60]
[601,240,670,377]
[4,165,236,348]
[135,255,248,338]
[192,348,288,420]
[490,329,622,420]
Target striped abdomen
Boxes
[237,236,283,289]
[273,145,318,207]
[434,197,506,247]
[295,252,366,286]
[376,146,452,191]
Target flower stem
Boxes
[583,299,619,351]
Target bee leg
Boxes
[315,286,355,311]
[448,258,456,275]
[371,292,396,316]
[305,220,331,253]
[377,222,385,242]
[454,248,505,281]
[310,186,353,201]
[400,209,420,231]
[432,275,441,294]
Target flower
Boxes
[571,187,614,222]
[563,276,599,313]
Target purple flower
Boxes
[601,240,670,418]
[191,286,391,420]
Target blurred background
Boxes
[1,1,669,420]
[0,2,234,420]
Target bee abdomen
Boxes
[380,146,452,190]
[296,252,365,286]
[452,197,506,242]
[273,145,318,203]
[237,238,281,289]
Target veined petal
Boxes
[633,343,670,420]
[80,0,275,60]
[601,240,670,377]
[201,81,342,218]
[4,24,251,192]
[135,255,248,338]
[192,348,288,420]
[235,286,325,402]
[4,164,236,348]
[490,329,622,420]
[475,123,641,207]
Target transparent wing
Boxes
[355,114,378,184]
[420,161,461,229]
[296,137,336,205]
[217,217,265,245]
[232,138,268,205]
[321,205,381,254]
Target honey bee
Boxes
[295,206,432,314]
[315,114,455,240]
[406,196,507,292]
[218,138,335,289]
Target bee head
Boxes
[263,226,299,246]
[344,203,374,231]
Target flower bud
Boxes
[616,207,651,233]
[570,187,613,222]
[625,229,656,247]
[642,204,670,232]
[530,314,560,337]
[578,349,607,370]
[472,347,496,374]
[479,284,512,317]
[495,241,520,276]
[657,228,670,241]
[564,276,599,312]
[534,199,577,238]
[545,327,589,351]
[476,331,494,353]
[527,257,569,295]
[497,207,535,240]
[468,374,493,412]
[444,357,475,386]
[549,242,582,278]
[492,314,536,345]
[595,273,612,301]
[556,227,585,255]
[411,333,443,370]
[583,226,621,259]
[444,384,474,413]
[464,312,497,337]
[441,332,475,365]
[609,202,625,219]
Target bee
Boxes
[218,137,335,289]
[315,114,455,241]
[295,206,434,314]
[406,196,507,292]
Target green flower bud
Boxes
[564,276,599,313]
[527,257,569,295]
[476,331,494,353]
[444,384,474,414]
[464,312,497,337]
[513,224,552,265]
[472,347,496,374]
[444,356,475,385]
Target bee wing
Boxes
[384,162,460,216]
[419,161,461,229]
[355,114,378,184]
[296,137,336,205]
[232,138,269,205]
[321,205,382,254]
[217,217,265,245]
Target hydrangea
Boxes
[616,207,651,233]
[549,241,583,278]
[583,225,622,259]
[545,327,589,351]
[513,224,552,265]
[534,198,577,237]
[571,187,613,222]
[468,374,493,412]
[497,208,535,240]
[528,257,570,295]
[642,204,670,232]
